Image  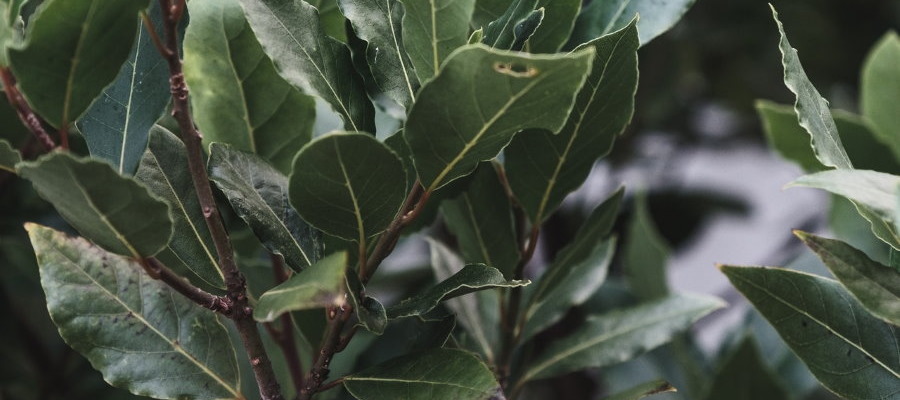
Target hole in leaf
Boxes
[493,62,538,78]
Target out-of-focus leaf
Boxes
[240,0,374,132]
[703,337,789,400]
[623,194,671,300]
[185,0,316,175]
[721,265,900,399]
[399,0,475,83]
[506,20,637,222]
[135,128,224,289]
[27,224,241,399]
[518,293,723,383]
[9,0,150,128]
[289,132,406,242]
[795,232,900,325]
[387,264,527,319]
[861,31,900,158]
[343,348,501,400]
[255,251,348,322]
[405,44,594,192]
[568,0,695,47]
[0,138,19,173]
[604,380,676,400]
[18,152,172,258]
[209,143,320,271]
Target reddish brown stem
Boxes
[0,67,57,150]
[140,257,231,313]
[361,182,429,283]
[299,305,352,400]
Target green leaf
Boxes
[703,337,789,400]
[519,293,723,383]
[399,0,475,83]
[508,8,544,52]
[26,224,241,399]
[343,348,501,400]
[209,143,320,271]
[604,380,676,400]
[861,31,900,159]
[482,0,539,51]
[135,128,224,289]
[18,152,172,258]
[623,194,671,300]
[527,0,580,53]
[406,44,594,192]
[770,6,852,170]
[289,131,407,242]
[0,0,26,66]
[76,2,169,176]
[0,138,19,173]
[568,0,695,47]
[184,0,315,175]
[339,0,419,110]
[506,20,637,222]
[387,264,527,319]
[255,251,348,322]
[721,265,900,399]
[240,0,374,132]
[8,0,150,128]
[308,0,347,42]
[472,0,506,29]
[347,272,388,334]
[520,188,623,342]
[789,169,900,228]
[795,232,900,325]
[442,163,519,278]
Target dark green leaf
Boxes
[520,188,623,342]
[406,44,594,192]
[339,0,419,110]
[0,138,19,173]
[519,293,723,383]
[624,194,671,300]
[569,0,695,47]
[209,143,320,271]
[18,152,172,258]
[27,224,241,399]
[76,2,169,176]
[343,348,501,400]
[442,163,519,278]
[289,131,406,242]
[399,0,475,83]
[528,0,580,53]
[861,31,900,158]
[308,0,347,42]
[771,6,852,170]
[240,0,374,132]
[347,272,388,334]
[9,0,150,128]
[185,0,316,175]
[506,20,637,222]
[604,380,676,400]
[135,128,224,289]
[509,8,544,52]
[472,0,506,29]
[255,251,348,322]
[482,0,538,51]
[721,265,900,399]
[387,264,527,319]
[704,337,789,400]
[795,232,900,325]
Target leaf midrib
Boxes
[119,24,142,174]
[62,0,102,128]
[385,0,416,101]
[346,376,489,392]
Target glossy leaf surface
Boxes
[569,0,695,46]
[27,224,241,399]
[399,0,475,83]
[255,252,348,322]
[861,31,900,158]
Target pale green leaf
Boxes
[27,224,241,399]
[703,337,789,400]
[528,0,580,53]
[442,162,519,278]
[721,265,900,399]
[0,138,19,173]
[77,2,170,176]
[343,348,500,400]
[624,194,671,300]
[399,0,475,83]
[770,6,852,170]
[506,20,637,222]
[289,131,407,242]
[520,188,623,342]
[18,152,172,258]
[135,128,224,289]
[0,0,26,65]
[387,264,527,319]
[9,0,150,128]
[209,143,320,271]
[795,232,900,325]
[406,44,594,192]
[240,0,374,132]
[861,31,900,159]
[339,0,419,109]
[255,251,348,322]
[789,169,900,225]
[519,293,723,382]
[569,0,695,46]
[604,380,676,400]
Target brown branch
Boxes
[298,304,352,400]
[360,181,428,283]
[267,254,304,394]
[154,0,282,398]
[0,67,57,150]
[140,257,231,313]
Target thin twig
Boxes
[268,254,305,394]
[498,225,540,387]
[0,67,57,150]
[153,0,282,398]
[298,304,352,400]
[317,377,345,393]
[140,257,231,313]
